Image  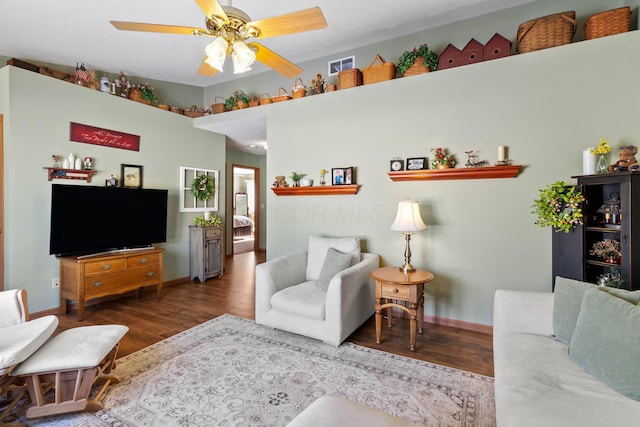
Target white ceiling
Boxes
[0,0,537,154]
[0,0,536,87]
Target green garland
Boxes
[531,181,585,233]
[191,175,215,200]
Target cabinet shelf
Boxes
[271,185,360,196]
[586,259,621,269]
[585,226,621,233]
[44,167,96,183]
[387,165,522,181]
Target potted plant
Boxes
[430,147,456,169]
[597,269,624,288]
[290,171,307,187]
[194,213,222,228]
[225,90,250,110]
[130,82,159,105]
[397,43,439,76]
[590,239,622,264]
[590,137,611,174]
[532,181,585,233]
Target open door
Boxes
[0,115,4,290]
[232,165,260,255]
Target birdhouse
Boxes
[484,33,511,61]
[438,44,463,70]
[462,39,484,65]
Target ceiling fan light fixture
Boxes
[204,37,228,71]
[231,40,256,74]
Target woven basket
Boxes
[184,105,204,118]
[248,96,260,108]
[516,11,576,53]
[585,7,630,40]
[272,87,291,102]
[211,96,227,114]
[169,106,183,115]
[403,57,432,77]
[363,54,397,85]
[260,93,273,106]
[291,78,307,98]
[338,69,363,90]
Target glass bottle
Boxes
[596,154,609,174]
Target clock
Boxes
[390,159,405,171]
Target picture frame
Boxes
[332,167,355,185]
[406,157,427,170]
[390,159,405,171]
[105,174,119,187]
[121,164,143,189]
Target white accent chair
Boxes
[0,289,58,425]
[256,236,379,346]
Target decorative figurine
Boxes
[272,176,288,188]
[465,150,487,168]
[52,154,60,167]
[83,157,93,170]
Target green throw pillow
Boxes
[317,247,353,291]
[598,286,640,305]
[569,288,640,401]
[552,277,597,344]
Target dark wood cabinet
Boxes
[189,226,224,282]
[552,172,640,290]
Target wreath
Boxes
[531,181,585,233]
[191,174,215,201]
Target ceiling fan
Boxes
[110,0,327,78]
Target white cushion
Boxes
[0,289,24,327]
[271,281,327,320]
[306,236,360,281]
[0,315,58,370]
[13,324,128,375]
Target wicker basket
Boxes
[248,96,260,108]
[184,105,204,118]
[516,11,576,53]
[585,7,630,40]
[291,78,307,98]
[338,69,363,90]
[403,57,432,77]
[169,106,183,115]
[260,93,273,106]
[211,96,227,114]
[363,54,397,85]
[272,87,292,102]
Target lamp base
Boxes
[398,265,416,274]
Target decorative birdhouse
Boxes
[484,33,511,61]
[462,39,484,65]
[438,44,463,70]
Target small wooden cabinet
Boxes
[190,226,224,282]
[59,248,164,320]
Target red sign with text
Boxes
[69,122,140,151]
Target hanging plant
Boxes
[531,181,585,233]
[191,174,215,200]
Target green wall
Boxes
[0,66,226,313]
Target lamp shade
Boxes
[204,37,228,72]
[390,200,427,232]
[231,40,256,74]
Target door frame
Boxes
[230,164,260,254]
[0,115,4,290]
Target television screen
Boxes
[50,184,168,256]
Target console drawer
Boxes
[84,266,160,297]
[380,283,410,300]
[84,258,126,275]
[126,252,160,268]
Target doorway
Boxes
[232,165,259,255]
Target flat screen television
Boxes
[49,184,168,257]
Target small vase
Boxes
[436,163,451,170]
[596,154,609,174]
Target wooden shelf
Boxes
[44,167,97,183]
[272,185,360,196]
[387,165,522,181]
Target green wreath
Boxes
[531,181,585,233]
[191,175,215,200]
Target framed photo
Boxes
[121,164,143,189]
[406,157,427,170]
[105,174,119,187]
[332,167,355,185]
[390,159,405,171]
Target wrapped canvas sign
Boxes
[69,122,140,151]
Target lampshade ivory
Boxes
[204,37,228,72]
[391,200,427,273]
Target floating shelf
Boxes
[272,185,360,196]
[388,165,522,181]
[44,167,97,183]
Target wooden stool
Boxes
[11,325,128,419]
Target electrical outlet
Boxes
[52,277,59,289]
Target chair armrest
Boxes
[0,289,28,327]
[255,251,308,322]
[493,289,554,336]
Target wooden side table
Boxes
[371,267,434,351]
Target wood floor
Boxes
[55,251,494,377]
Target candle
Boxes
[583,148,596,175]
[498,146,507,162]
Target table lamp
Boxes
[390,200,427,273]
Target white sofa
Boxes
[493,280,640,427]
[256,236,379,346]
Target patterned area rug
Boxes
[14,314,495,426]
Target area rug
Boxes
[13,314,495,426]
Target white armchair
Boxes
[256,236,379,346]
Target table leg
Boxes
[409,312,417,352]
[418,294,425,334]
[375,298,382,344]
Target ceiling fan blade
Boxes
[197,58,219,76]
[110,21,206,36]
[248,42,302,78]
[247,7,327,38]
[195,0,229,23]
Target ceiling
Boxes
[0,0,537,154]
